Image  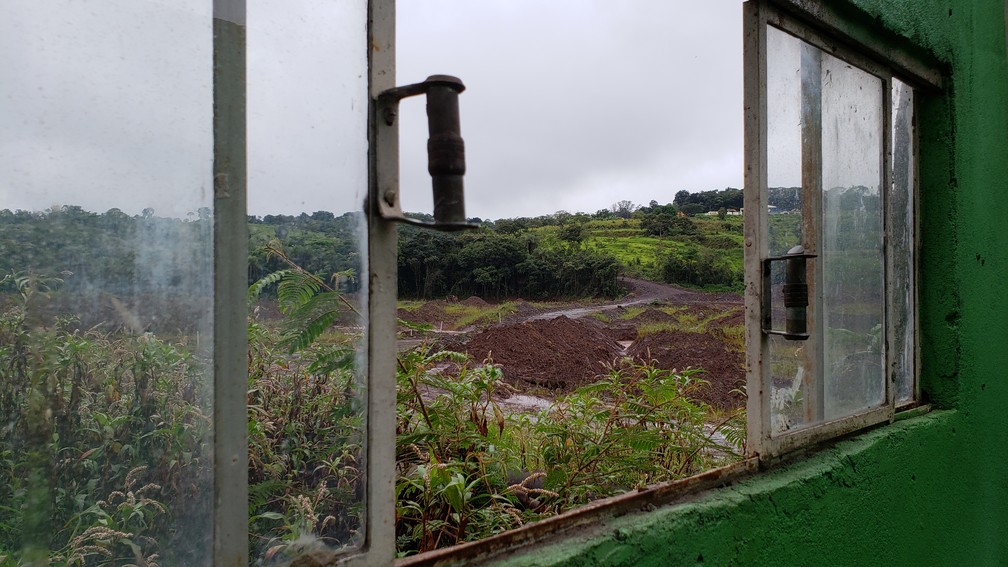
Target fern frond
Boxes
[287,290,344,323]
[248,269,294,302]
[276,272,322,315]
[306,348,356,375]
[281,310,341,354]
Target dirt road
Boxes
[525,277,722,321]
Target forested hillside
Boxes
[1,187,813,303]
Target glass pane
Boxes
[891,79,916,403]
[819,50,885,419]
[0,2,215,564]
[766,26,810,433]
[246,0,369,559]
[765,26,887,432]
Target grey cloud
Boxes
[1,1,213,216]
[3,1,743,221]
[398,1,744,220]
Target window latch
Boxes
[762,245,816,341]
[375,75,478,231]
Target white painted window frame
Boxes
[742,0,938,462]
[212,0,398,564]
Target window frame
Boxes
[212,1,249,563]
[742,0,937,461]
[212,0,398,564]
[205,1,945,564]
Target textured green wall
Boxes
[494,1,1008,565]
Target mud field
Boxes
[401,279,745,411]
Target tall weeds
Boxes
[0,266,745,562]
[0,273,212,565]
[393,347,745,556]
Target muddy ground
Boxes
[400,278,745,411]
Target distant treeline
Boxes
[673,188,743,215]
[0,206,212,297]
[5,188,817,304]
[251,212,623,300]
[0,207,620,303]
[671,187,802,215]
[248,211,364,294]
[397,216,622,300]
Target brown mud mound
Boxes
[627,308,679,325]
[462,296,489,307]
[409,301,452,328]
[606,324,637,342]
[464,316,623,391]
[628,331,745,410]
[708,306,744,329]
[429,333,466,353]
[397,307,419,324]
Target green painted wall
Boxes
[494,1,1008,565]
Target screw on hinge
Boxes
[383,189,397,207]
[383,107,397,126]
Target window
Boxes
[742,0,938,459]
[0,0,945,565]
[0,1,395,565]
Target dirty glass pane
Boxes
[246,0,369,560]
[765,26,887,431]
[0,2,215,564]
[891,79,916,403]
[766,26,811,433]
[819,50,885,419]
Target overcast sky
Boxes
[2,1,744,220]
[398,1,745,220]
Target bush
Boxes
[662,248,739,288]
[393,347,745,556]
[0,273,212,566]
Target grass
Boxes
[1,263,748,563]
[397,300,427,313]
[636,308,740,337]
[614,306,647,320]
[712,324,746,354]
[394,349,745,555]
[443,302,517,328]
[529,216,744,288]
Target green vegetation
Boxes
[394,347,744,556]
[442,302,518,328]
[0,261,745,562]
[505,214,743,291]
[0,273,212,565]
[0,195,756,561]
[0,199,750,306]
[637,310,737,337]
[397,226,623,300]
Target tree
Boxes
[493,218,528,235]
[610,200,638,219]
[559,223,584,247]
[639,211,697,238]
[552,210,572,225]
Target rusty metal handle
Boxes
[375,75,476,231]
[424,76,467,225]
[762,245,815,341]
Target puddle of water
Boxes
[499,393,554,413]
